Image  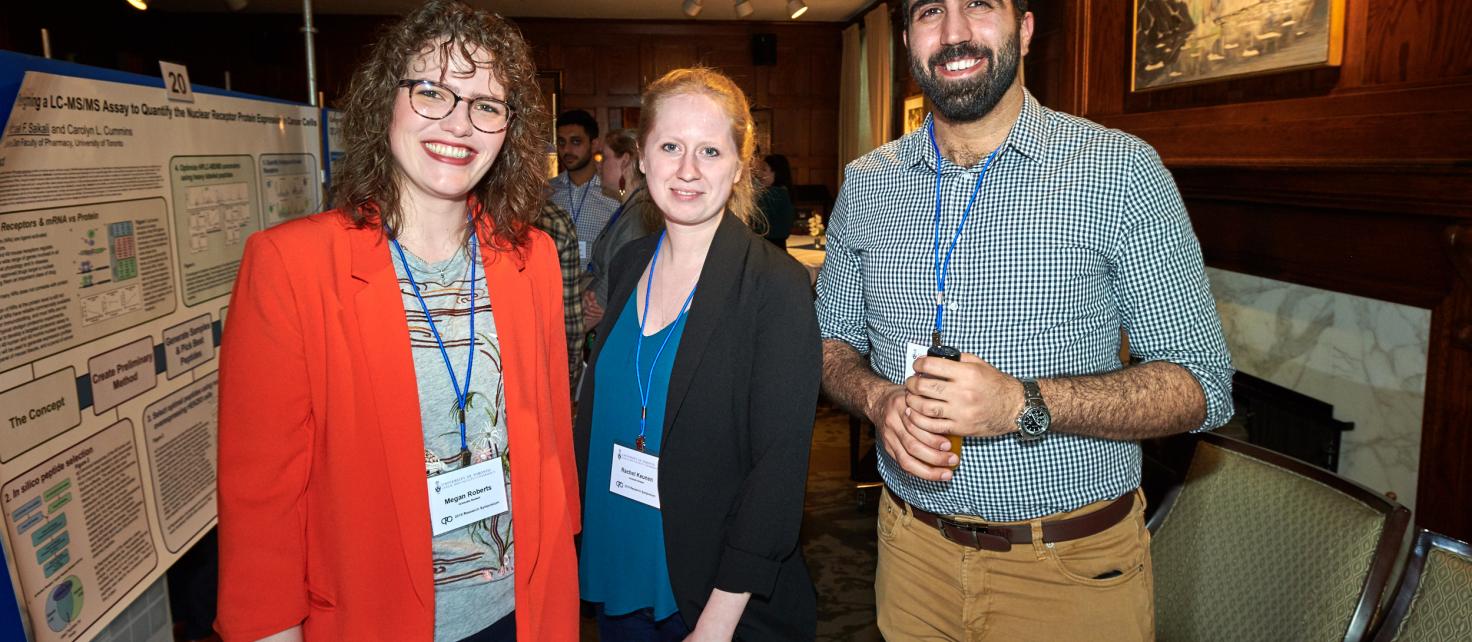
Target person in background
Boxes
[582,128,661,331]
[215,2,580,641]
[753,153,795,249]
[817,0,1233,639]
[575,68,821,641]
[534,201,585,396]
[550,109,621,264]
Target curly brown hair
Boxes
[637,67,757,226]
[332,0,548,249]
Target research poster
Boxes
[0,51,322,642]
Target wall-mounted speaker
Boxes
[751,34,777,66]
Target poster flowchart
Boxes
[2,421,157,641]
[0,50,322,642]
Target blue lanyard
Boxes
[388,229,478,466]
[606,187,644,230]
[633,230,697,452]
[929,119,999,345]
[588,187,645,272]
[567,179,592,227]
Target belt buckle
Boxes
[938,519,1012,552]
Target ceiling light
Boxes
[126,0,147,9]
[682,0,702,17]
[225,0,249,10]
[787,0,808,19]
[734,0,754,18]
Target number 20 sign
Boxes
[159,61,194,103]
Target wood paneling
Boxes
[515,19,843,197]
[1362,1,1472,86]
[0,9,842,198]
[1425,225,1472,540]
[1026,0,1472,540]
[599,44,642,96]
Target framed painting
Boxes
[902,94,926,134]
[1132,0,1345,92]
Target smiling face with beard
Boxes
[912,34,1020,123]
[905,0,1029,124]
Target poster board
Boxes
[0,50,322,642]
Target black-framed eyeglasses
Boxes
[397,79,516,134]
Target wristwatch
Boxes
[1016,379,1051,440]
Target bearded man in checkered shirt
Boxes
[816,1,1234,639]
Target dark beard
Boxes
[910,31,1020,123]
[561,154,590,173]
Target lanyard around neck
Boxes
[633,230,697,452]
[389,228,478,466]
[567,178,593,226]
[929,119,999,345]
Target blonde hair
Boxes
[637,67,757,225]
[603,128,645,188]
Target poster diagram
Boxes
[0,198,175,374]
[168,156,258,307]
[323,109,344,196]
[0,315,223,464]
[2,420,158,641]
[259,154,318,226]
[0,50,323,642]
[45,576,83,632]
[141,372,217,553]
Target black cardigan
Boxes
[574,213,821,639]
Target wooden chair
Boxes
[1150,432,1410,641]
[1371,529,1472,641]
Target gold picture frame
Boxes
[902,94,926,135]
[537,71,562,177]
[1131,0,1346,92]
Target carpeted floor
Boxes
[801,401,884,641]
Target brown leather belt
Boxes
[885,487,1134,552]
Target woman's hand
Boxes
[582,289,604,328]
[254,625,303,642]
[683,588,750,641]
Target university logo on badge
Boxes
[434,481,442,494]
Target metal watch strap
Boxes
[1021,379,1043,403]
[1016,378,1049,439]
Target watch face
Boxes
[1018,405,1050,437]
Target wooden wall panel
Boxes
[644,42,701,85]
[561,45,599,96]
[515,19,843,197]
[766,45,809,99]
[1425,225,1472,540]
[1362,0,1472,86]
[600,44,642,97]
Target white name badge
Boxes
[428,457,509,536]
[578,240,591,262]
[905,342,931,378]
[609,443,661,509]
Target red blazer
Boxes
[215,211,580,641]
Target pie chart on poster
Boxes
[45,576,84,632]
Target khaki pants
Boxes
[875,488,1154,641]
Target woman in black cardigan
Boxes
[574,67,821,641]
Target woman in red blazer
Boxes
[215,2,579,641]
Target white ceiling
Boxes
[146,0,876,23]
